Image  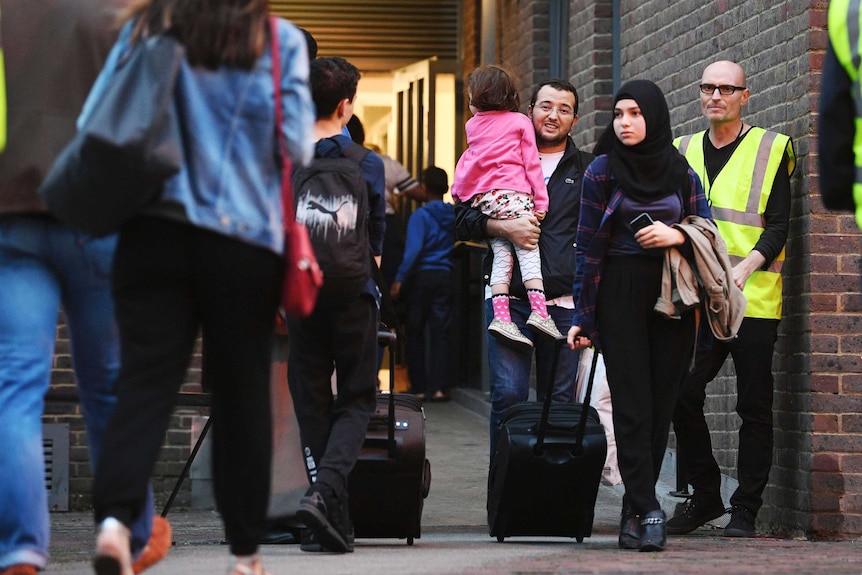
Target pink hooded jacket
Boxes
[451,110,549,212]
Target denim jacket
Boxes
[79,17,314,254]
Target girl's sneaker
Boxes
[526,312,564,339]
[488,318,533,350]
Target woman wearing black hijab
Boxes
[567,80,712,552]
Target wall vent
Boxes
[44,423,70,511]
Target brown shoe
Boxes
[132,516,172,574]
[0,565,38,575]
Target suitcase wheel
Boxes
[576,536,584,543]
[407,536,414,545]
[496,535,505,543]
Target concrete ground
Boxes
[45,394,862,574]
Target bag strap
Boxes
[341,139,371,165]
[269,16,294,227]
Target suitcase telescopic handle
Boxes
[378,328,397,458]
[573,347,600,454]
[535,342,600,456]
[535,338,563,453]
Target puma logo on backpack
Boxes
[292,138,372,302]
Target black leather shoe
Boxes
[666,494,725,535]
[618,504,641,549]
[639,509,667,552]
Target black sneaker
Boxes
[724,505,756,537]
[296,485,354,553]
[666,495,726,535]
[299,524,355,552]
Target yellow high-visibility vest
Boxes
[0,5,6,153]
[829,0,862,229]
[675,128,794,319]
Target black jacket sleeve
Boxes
[454,201,489,241]
[752,154,791,267]
[819,42,857,212]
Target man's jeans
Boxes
[486,297,579,459]
[0,216,152,569]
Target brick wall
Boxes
[807,1,862,538]
[43,313,207,511]
[568,0,614,150]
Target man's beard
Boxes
[536,131,568,147]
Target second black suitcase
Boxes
[347,330,431,545]
[487,343,607,542]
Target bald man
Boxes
[669,61,794,538]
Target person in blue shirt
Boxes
[87,3,314,575]
[390,166,455,402]
[286,56,386,555]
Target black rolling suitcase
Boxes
[347,329,431,545]
[487,342,607,542]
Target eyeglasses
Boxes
[699,84,746,96]
[532,104,575,117]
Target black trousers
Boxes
[93,218,282,556]
[672,317,778,513]
[286,294,378,494]
[596,256,695,515]
[404,269,453,395]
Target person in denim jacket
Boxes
[87,2,313,574]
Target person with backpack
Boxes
[285,55,386,555]
[390,166,455,402]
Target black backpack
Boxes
[292,138,372,302]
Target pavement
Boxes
[45,390,862,574]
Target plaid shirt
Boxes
[572,154,711,349]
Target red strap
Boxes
[269,16,294,226]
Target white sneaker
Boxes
[93,517,133,575]
[488,318,533,350]
[228,554,272,575]
[526,312,564,339]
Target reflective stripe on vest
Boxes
[674,129,793,319]
[829,0,862,229]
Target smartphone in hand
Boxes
[630,212,654,232]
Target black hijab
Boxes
[593,79,690,203]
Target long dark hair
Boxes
[125,0,268,70]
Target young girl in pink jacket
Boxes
[451,65,562,348]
